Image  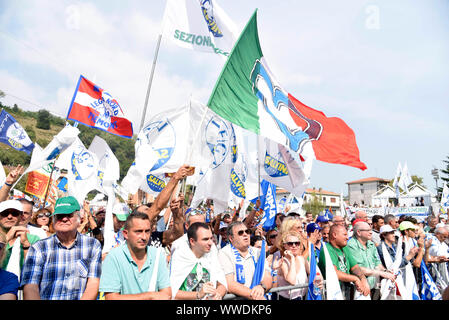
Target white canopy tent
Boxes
[398,183,434,207]
[371,185,396,207]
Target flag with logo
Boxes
[88,136,120,194]
[25,124,80,174]
[420,260,442,300]
[307,242,323,300]
[67,75,133,139]
[258,136,310,198]
[254,179,277,231]
[25,162,54,199]
[162,0,239,57]
[122,99,214,195]
[55,137,100,205]
[398,162,412,194]
[208,10,366,171]
[0,109,34,154]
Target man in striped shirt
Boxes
[21,196,102,300]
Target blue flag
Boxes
[0,109,34,154]
[420,260,442,300]
[251,179,277,231]
[307,243,323,300]
[250,240,266,289]
[324,208,333,220]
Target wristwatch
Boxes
[259,283,268,293]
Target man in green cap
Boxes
[21,196,102,300]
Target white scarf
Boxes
[6,237,22,280]
[169,236,227,300]
[322,243,343,300]
[380,240,407,300]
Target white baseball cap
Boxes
[0,200,23,214]
[379,225,395,234]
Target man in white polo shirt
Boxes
[218,221,272,300]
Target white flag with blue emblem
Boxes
[56,137,99,205]
[258,136,310,198]
[162,0,239,57]
[88,136,120,194]
[25,124,80,174]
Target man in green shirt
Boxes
[99,212,171,299]
[346,221,396,299]
[318,224,370,300]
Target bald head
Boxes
[329,224,348,249]
[354,211,368,222]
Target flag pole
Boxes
[139,33,163,132]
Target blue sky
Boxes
[0,0,448,196]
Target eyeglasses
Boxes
[237,229,251,236]
[269,234,278,239]
[359,229,372,232]
[285,241,300,247]
[37,212,51,218]
[0,210,21,217]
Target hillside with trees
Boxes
[0,97,136,193]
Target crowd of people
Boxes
[1,163,449,301]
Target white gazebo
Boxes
[398,183,434,207]
[371,185,396,207]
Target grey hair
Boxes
[226,221,245,238]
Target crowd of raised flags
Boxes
[0,0,448,303]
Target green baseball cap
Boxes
[52,196,81,216]
[399,221,419,231]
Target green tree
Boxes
[36,109,51,130]
[25,125,36,142]
[302,192,325,217]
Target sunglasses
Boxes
[269,234,278,239]
[37,212,51,218]
[0,242,5,250]
[285,241,300,247]
[237,229,251,236]
[0,210,21,217]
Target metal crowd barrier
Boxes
[223,282,326,300]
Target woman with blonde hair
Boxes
[271,230,311,300]
[30,208,54,237]
[0,232,19,299]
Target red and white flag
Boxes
[67,75,133,138]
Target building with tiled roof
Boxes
[346,177,390,206]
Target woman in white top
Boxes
[273,230,309,300]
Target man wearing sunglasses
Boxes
[0,200,40,273]
[218,221,272,300]
[21,196,102,300]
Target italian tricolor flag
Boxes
[208,10,367,170]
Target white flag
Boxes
[398,162,412,194]
[88,136,120,194]
[56,137,99,206]
[122,99,214,195]
[162,0,239,57]
[25,124,80,174]
[0,160,5,186]
[258,136,310,198]
[440,183,449,207]
[322,243,344,300]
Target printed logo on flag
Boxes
[146,174,167,193]
[230,161,247,199]
[264,151,288,178]
[251,59,323,153]
[204,117,231,168]
[0,109,34,154]
[138,119,176,171]
[200,0,223,38]
[71,146,96,180]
